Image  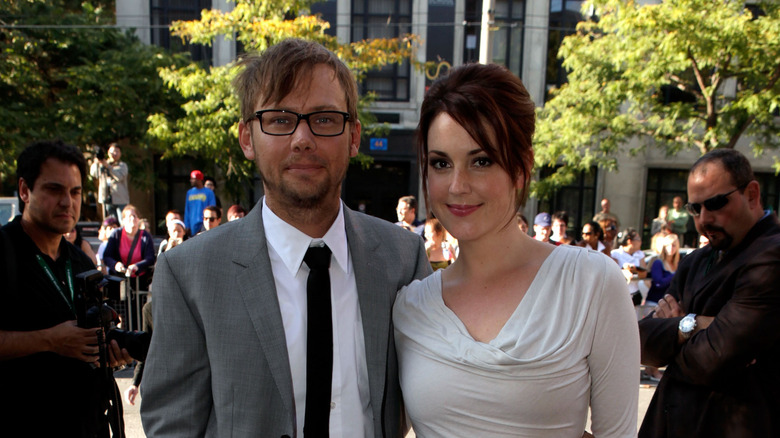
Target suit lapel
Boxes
[344,208,393,426]
[232,206,295,418]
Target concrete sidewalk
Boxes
[116,368,658,437]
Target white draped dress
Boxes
[393,245,639,437]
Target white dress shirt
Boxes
[263,199,372,438]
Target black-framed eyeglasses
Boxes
[685,187,743,216]
[246,110,350,137]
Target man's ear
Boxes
[746,180,761,208]
[238,120,256,160]
[18,178,30,204]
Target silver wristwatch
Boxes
[678,313,697,340]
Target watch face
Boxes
[680,317,696,332]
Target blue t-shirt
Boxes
[184,186,216,234]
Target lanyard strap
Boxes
[36,254,75,314]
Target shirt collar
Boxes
[262,197,349,276]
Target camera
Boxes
[94,145,106,161]
[75,270,151,362]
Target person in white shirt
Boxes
[611,228,649,307]
[394,62,639,437]
[140,38,431,438]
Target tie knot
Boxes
[304,245,331,270]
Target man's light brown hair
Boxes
[233,38,359,124]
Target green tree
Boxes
[147,0,421,200]
[534,0,780,197]
[0,0,188,191]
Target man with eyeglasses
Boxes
[638,149,780,438]
[200,205,222,232]
[141,39,431,438]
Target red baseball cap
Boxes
[190,170,204,180]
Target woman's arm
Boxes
[588,258,640,437]
[102,229,122,274]
[650,259,674,289]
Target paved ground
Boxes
[116,368,658,437]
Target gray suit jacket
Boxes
[141,203,432,437]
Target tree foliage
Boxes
[534,0,780,197]
[146,0,422,199]
[0,0,188,191]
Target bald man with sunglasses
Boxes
[638,149,780,438]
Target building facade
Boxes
[118,0,779,244]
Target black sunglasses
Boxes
[684,187,742,216]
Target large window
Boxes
[537,166,598,240]
[352,0,412,101]
[546,0,584,99]
[463,0,525,77]
[150,0,212,64]
[643,168,689,244]
[492,0,525,75]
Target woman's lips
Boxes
[447,204,480,217]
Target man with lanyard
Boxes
[0,140,132,437]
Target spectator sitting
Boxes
[104,204,156,290]
[227,204,247,221]
[597,217,618,254]
[611,228,648,307]
[551,210,573,245]
[516,212,529,234]
[138,217,150,232]
[395,195,425,237]
[158,219,188,255]
[97,216,120,273]
[533,212,558,245]
[650,205,669,237]
[424,217,456,271]
[578,221,610,256]
[201,205,222,233]
[64,225,97,266]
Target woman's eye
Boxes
[474,156,492,167]
[429,159,449,169]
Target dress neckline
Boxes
[434,245,563,346]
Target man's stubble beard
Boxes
[258,162,347,211]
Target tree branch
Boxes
[668,74,703,100]
[725,62,780,149]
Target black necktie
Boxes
[303,245,333,437]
